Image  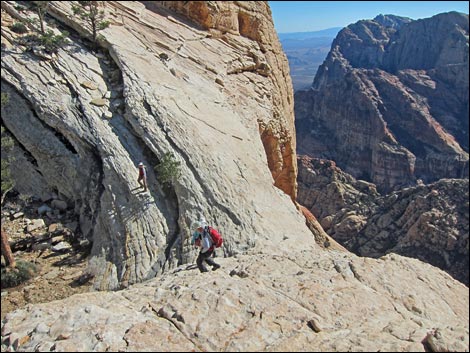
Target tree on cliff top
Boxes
[72,1,110,49]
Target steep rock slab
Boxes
[295,13,469,193]
[1,1,312,290]
[143,1,298,201]
[1,251,468,351]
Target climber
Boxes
[137,162,148,192]
[191,220,221,273]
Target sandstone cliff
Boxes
[1,3,469,352]
[295,13,469,193]
[143,1,298,201]
[1,1,305,290]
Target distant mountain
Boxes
[295,12,469,193]
[279,36,334,50]
[278,28,340,91]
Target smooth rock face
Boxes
[1,251,468,352]
[295,13,469,193]
[1,1,307,290]
[142,0,299,201]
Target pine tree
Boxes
[72,1,110,49]
[154,152,182,188]
[31,1,49,34]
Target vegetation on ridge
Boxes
[72,1,110,49]
[155,152,182,190]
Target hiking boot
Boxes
[200,268,209,273]
[212,264,221,271]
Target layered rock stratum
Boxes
[297,155,469,286]
[295,13,469,193]
[1,2,469,352]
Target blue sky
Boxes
[269,1,469,33]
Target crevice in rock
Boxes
[139,139,181,270]
[144,98,242,227]
[1,72,78,157]
[163,216,182,266]
[421,336,434,352]
[61,23,183,278]
[78,36,183,276]
[150,303,202,350]
[139,100,184,267]
[0,120,39,170]
[86,149,105,241]
[53,129,78,154]
[348,262,364,282]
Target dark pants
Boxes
[196,249,219,272]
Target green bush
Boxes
[10,22,28,34]
[17,30,69,54]
[1,92,9,107]
[38,29,69,53]
[154,152,181,186]
[14,4,27,12]
[1,260,37,288]
[98,20,111,31]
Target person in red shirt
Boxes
[137,162,148,191]
[191,220,221,273]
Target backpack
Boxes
[206,226,223,248]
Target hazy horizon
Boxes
[269,1,469,33]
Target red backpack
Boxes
[207,226,223,248]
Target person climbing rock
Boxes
[137,162,148,192]
[191,220,221,273]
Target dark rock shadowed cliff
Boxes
[297,155,469,286]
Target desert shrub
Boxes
[1,92,9,107]
[14,4,27,12]
[38,29,69,53]
[1,260,37,288]
[10,22,28,34]
[154,152,181,187]
[17,30,69,54]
